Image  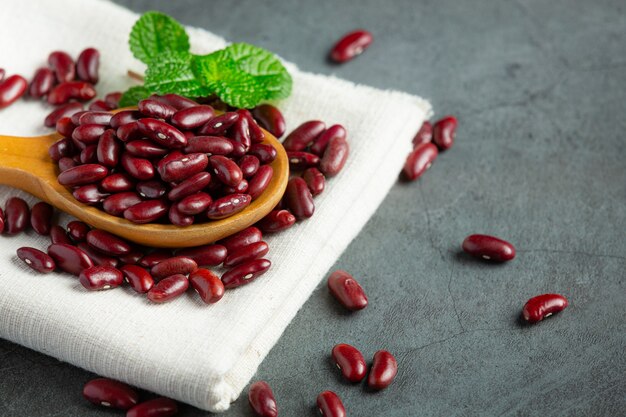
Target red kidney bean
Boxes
[58,164,108,186]
[48,243,94,275]
[96,129,121,167]
[118,250,143,265]
[48,51,75,83]
[151,256,197,280]
[126,139,168,158]
[75,47,100,83]
[50,225,72,245]
[403,142,438,181]
[413,120,433,147]
[224,241,269,268]
[231,114,252,150]
[138,250,172,268]
[136,180,167,200]
[110,110,140,129]
[248,381,278,417]
[284,177,314,219]
[330,29,373,63]
[124,199,169,224]
[257,209,296,234]
[522,294,568,323]
[58,157,77,172]
[251,104,286,138]
[332,343,367,383]
[222,258,271,289]
[44,102,83,128]
[287,151,320,171]
[198,112,239,135]
[88,100,114,112]
[206,193,251,220]
[158,152,208,183]
[71,110,89,125]
[56,117,77,138]
[104,92,122,108]
[136,118,187,149]
[302,167,325,196]
[223,178,249,194]
[121,152,155,181]
[126,397,178,417]
[79,265,123,290]
[66,220,90,242]
[80,145,98,164]
[219,227,263,253]
[79,111,113,126]
[17,247,56,273]
[0,75,27,108]
[138,98,177,120]
[327,270,368,311]
[283,120,326,152]
[246,144,276,165]
[165,171,210,201]
[73,184,109,205]
[189,269,225,304]
[29,68,55,98]
[209,155,243,187]
[176,192,212,215]
[183,135,233,156]
[4,197,30,234]
[320,136,349,177]
[152,93,198,110]
[316,391,346,417]
[77,242,119,268]
[116,122,144,142]
[238,155,260,178]
[120,264,154,293]
[176,244,227,267]
[239,109,266,143]
[86,229,131,256]
[100,174,134,193]
[433,115,457,150]
[310,125,346,157]
[49,138,74,161]
[367,350,398,390]
[47,81,96,105]
[168,204,194,226]
[29,202,53,235]
[170,105,215,129]
[0,208,4,234]
[147,274,189,303]
[102,192,142,216]
[461,234,516,262]
[82,378,138,410]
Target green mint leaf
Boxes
[144,51,211,98]
[119,85,152,107]
[129,11,190,64]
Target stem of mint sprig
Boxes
[119,11,292,109]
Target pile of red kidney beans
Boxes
[0,36,569,417]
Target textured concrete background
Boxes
[1,0,625,415]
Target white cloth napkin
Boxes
[0,0,431,411]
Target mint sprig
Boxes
[121,11,292,108]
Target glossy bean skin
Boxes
[136,118,187,149]
[77,242,119,268]
[327,270,368,311]
[102,192,142,216]
[136,180,167,199]
[126,139,168,158]
[121,153,155,181]
[522,294,569,323]
[82,378,139,410]
[17,247,56,273]
[224,241,269,268]
[319,136,349,177]
[4,197,30,234]
[147,274,189,303]
[76,48,100,84]
[239,109,265,143]
[302,167,325,196]
[86,229,132,256]
[116,122,143,142]
[80,145,98,164]
[189,269,225,304]
[248,144,277,164]
[257,209,296,234]
[330,29,374,63]
[49,138,74,161]
[44,102,83,127]
[58,157,77,172]
[177,192,212,215]
[184,135,233,155]
[67,220,90,242]
[0,75,27,108]
[367,350,398,390]
[96,129,121,167]
[47,81,96,105]
[248,381,278,417]
[151,256,198,280]
[47,243,94,276]
[332,343,367,383]
[110,110,139,128]
[210,155,243,187]
[206,193,251,220]
[403,142,438,181]
[152,93,198,110]
[50,225,72,245]
[433,115,457,150]
[57,117,77,138]
[58,164,108,186]
[73,184,109,205]
[167,172,212,201]
[219,227,263,253]
[48,51,75,83]
[120,264,154,293]
[29,67,55,98]
[310,124,347,156]
[247,165,274,200]
[222,179,249,194]
[79,265,124,290]
[461,234,516,262]
[138,250,172,268]
[287,151,320,171]
[413,120,433,147]
[30,202,53,235]
[123,199,169,224]
[126,397,178,417]
[171,105,215,129]
[138,98,177,120]
[79,111,113,126]
[221,258,271,289]
[158,152,208,183]
[282,120,326,152]
[119,250,143,265]
[198,112,239,135]
[89,100,114,112]
[284,177,314,219]
[176,244,227,267]
[169,206,194,229]
[316,391,346,417]
[104,92,122,108]
[251,104,286,138]
[238,155,260,178]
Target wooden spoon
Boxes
[0,121,288,248]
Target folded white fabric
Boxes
[0,0,431,411]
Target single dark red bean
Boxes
[47,81,96,105]
[126,397,178,417]
[136,118,187,149]
[66,220,90,242]
[403,142,438,181]
[183,135,233,155]
[310,124,347,156]
[302,167,325,196]
[17,247,56,273]
[124,199,169,224]
[461,234,516,262]
[317,391,346,417]
[116,122,143,142]
[189,269,225,304]
[219,227,263,253]
[147,274,189,303]
[319,136,349,177]
[44,103,83,128]
[29,202,53,235]
[209,155,243,187]
[48,51,75,83]
[4,197,30,234]
[168,204,194,226]
[151,93,198,110]
[77,242,119,268]
[88,100,114,112]
[248,143,277,164]
[79,265,123,290]
[151,256,198,280]
[287,151,320,171]
[58,157,77,172]
[238,155,260,178]
[73,184,109,205]
[413,120,433,147]
[82,378,138,410]
[104,92,122,108]
[118,250,143,265]
[284,177,314,219]
[29,68,55,98]
[176,244,227,267]
[330,29,373,63]
[327,270,368,311]
[522,294,569,323]
[176,192,212,215]
[283,120,326,152]
[167,171,212,201]
[126,139,168,158]
[110,110,140,129]
[257,209,296,234]
[0,75,27,108]
[206,193,251,220]
[367,350,398,390]
[138,98,177,120]
[158,152,208,183]
[48,243,94,275]
[222,258,271,289]
[103,192,143,216]
[231,114,252,150]
[58,164,108,186]
[48,138,74,161]
[100,174,134,193]
[138,250,172,268]
[136,180,167,199]
[223,241,269,268]
[96,129,121,167]
[120,264,154,293]
[238,109,265,143]
[198,112,239,135]
[248,381,278,417]
[433,115,457,150]
[332,343,367,383]
[222,178,249,195]
[86,229,132,256]
[71,110,90,125]
[251,104,286,138]
[170,105,215,129]
[121,153,155,181]
[80,145,98,164]
[75,47,100,83]
[78,111,112,126]
[50,225,72,245]
[245,165,272,201]
[56,117,77,138]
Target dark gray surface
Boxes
[2,0,625,415]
